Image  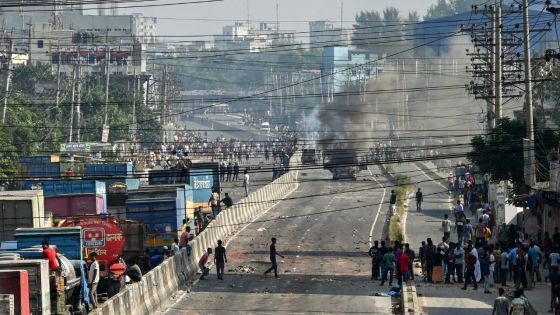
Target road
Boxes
[393,162,494,315]
[179,114,276,204]
[162,166,393,315]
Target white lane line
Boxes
[368,167,386,247]
[225,170,300,248]
[165,171,300,313]
[412,163,448,190]
[412,163,453,211]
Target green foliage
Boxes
[352,7,420,56]
[424,0,489,20]
[10,64,54,95]
[389,216,404,242]
[0,64,162,182]
[468,117,560,199]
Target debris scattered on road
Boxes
[311,277,335,282]
[372,292,390,297]
[257,227,266,232]
[233,265,256,273]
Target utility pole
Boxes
[161,65,167,145]
[69,65,76,143]
[104,46,110,125]
[76,45,81,142]
[494,2,502,122]
[1,38,13,124]
[132,69,136,142]
[522,0,535,187]
[27,23,32,63]
[53,46,61,142]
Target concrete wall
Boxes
[92,151,301,315]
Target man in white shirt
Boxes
[441,214,452,241]
[208,189,220,218]
[243,170,250,197]
[88,252,100,309]
[455,200,464,217]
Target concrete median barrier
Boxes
[93,151,301,315]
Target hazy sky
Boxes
[120,0,436,39]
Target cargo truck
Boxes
[0,190,50,242]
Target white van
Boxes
[261,122,271,132]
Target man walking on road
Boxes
[492,288,511,315]
[389,190,397,215]
[416,188,423,212]
[462,245,478,290]
[214,240,227,280]
[264,237,284,278]
[441,214,452,242]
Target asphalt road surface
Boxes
[162,166,393,315]
[179,115,277,205]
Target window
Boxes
[37,40,44,48]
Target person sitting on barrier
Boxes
[199,248,212,280]
[208,188,221,218]
[142,248,152,273]
[125,259,143,283]
[150,250,164,268]
[171,238,180,255]
[222,193,233,208]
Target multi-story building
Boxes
[322,46,383,95]
[309,21,349,49]
[215,22,298,52]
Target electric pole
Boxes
[522,0,535,187]
[132,69,136,142]
[53,46,61,142]
[76,45,81,142]
[1,38,13,124]
[104,46,110,126]
[69,65,76,143]
[494,2,502,121]
[161,65,167,144]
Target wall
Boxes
[92,151,301,315]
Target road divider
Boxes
[92,151,301,315]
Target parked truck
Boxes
[0,190,50,242]
[4,227,90,314]
[59,215,145,297]
[148,161,220,215]
[126,185,190,248]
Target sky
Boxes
[120,0,436,40]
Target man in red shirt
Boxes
[42,241,59,272]
[399,251,410,286]
[198,248,212,280]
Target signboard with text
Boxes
[60,143,91,153]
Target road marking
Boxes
[165,170,300,313]
[368,166,386,247]
[412,163,448,190]
[411,163,453,212]
[225,170,300,248]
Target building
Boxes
[309,21,347,48]
[322,46,383,95]
[215,22,298,52]
[413,9,556,57]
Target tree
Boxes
[468,117,559,202]
[424,0,455,21]
[352,10,383,52]
[407,11,421,23]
